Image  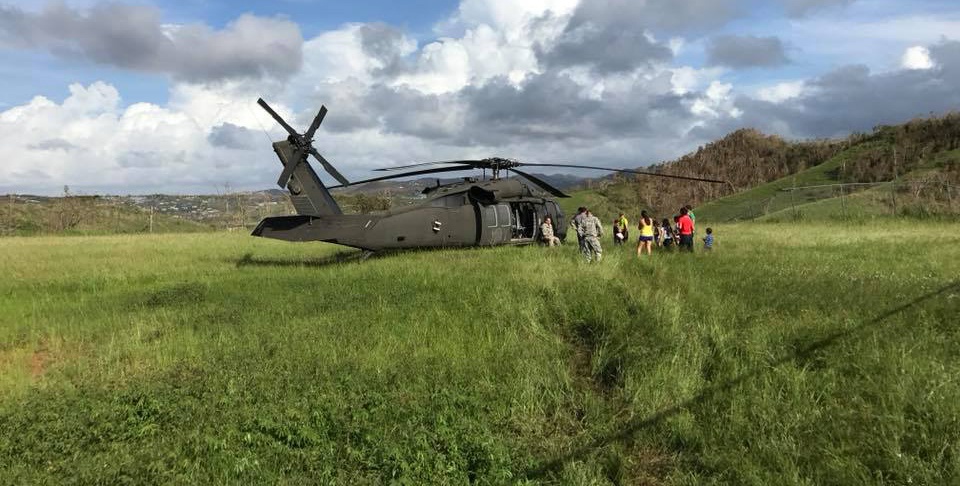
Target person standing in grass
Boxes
[703,227,714,251]
[653,219,661,247]
[541,216,561,247]
[571,207,587,256]
[636,210,655,256]
[612,219,625,246]
[617,212,629,243]
[686,204,697,238]
[581,210,604,262]
[661,218,675,250]
[677,207,694,252]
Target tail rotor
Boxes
[256,98,350,188]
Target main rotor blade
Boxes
[328,165,472,189]
[509,168,570,198]
[304,105,328,141]
[373,160,481,172]
[257,98,298,138]
[309,147,350,186]
[518,163,727,184]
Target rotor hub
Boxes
[482,157,521,179]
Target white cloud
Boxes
[690,81,741,119]
[438,0,579,34]
[389,0,579,94]
[0,81,281,194]
[901,45,934,70]
[669,66,726,95]
[756,80,806,102]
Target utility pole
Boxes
[891,148,898,216]
[839,159,847,220]
[149,207,154,233]
[839,183,847,220]
[946,183,955,214]
[790,176,798,220]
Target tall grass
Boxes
[1,223,958,484]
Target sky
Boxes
[1,0,959,195]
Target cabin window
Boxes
[497,204,511,228]
[485,205,498,227]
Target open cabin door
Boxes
[479,202,541,244]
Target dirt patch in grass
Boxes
[0,344,50,382]
[30,349,48,378]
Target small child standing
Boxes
[703,227,714,251]
[661,218,674,250]
[612,221,625,246]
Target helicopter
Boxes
[250,99,726,253]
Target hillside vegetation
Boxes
[1,224,958,484]
[579,113,960,220]
[695,146,960,223]
[0,195,211,236]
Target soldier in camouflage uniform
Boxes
[581,210,604,262]
[541,216,561,247]
[570,207,588,256]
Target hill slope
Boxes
[570,113,960,224]
[697,146,960,223]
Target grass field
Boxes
[1,223,959,484]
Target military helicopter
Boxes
[251,99,726,253]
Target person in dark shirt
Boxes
[703,227,714,251]
[612,220,625,246]
[661,218,674,250]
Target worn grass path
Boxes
[1,223,958,484]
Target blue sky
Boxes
[1,0,959,194]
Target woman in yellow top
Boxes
[617,213,629,243]
[637,210,655,256]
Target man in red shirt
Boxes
[677,207,695,252]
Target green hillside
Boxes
[694,143,875,222]
[0,196,212,236]
[561,114,960,225]
[2,225,958,483]
[697,147,960,223]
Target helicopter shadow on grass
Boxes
[233,250,377,269]
[232,246,471,269]
[525,279,960,480]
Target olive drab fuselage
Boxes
[252,176,567,251]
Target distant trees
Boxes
[350,193,392,213]
[597,112,960,216]
[54,185,93,232]
[604,128,841,215]
[841,113,960,182]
